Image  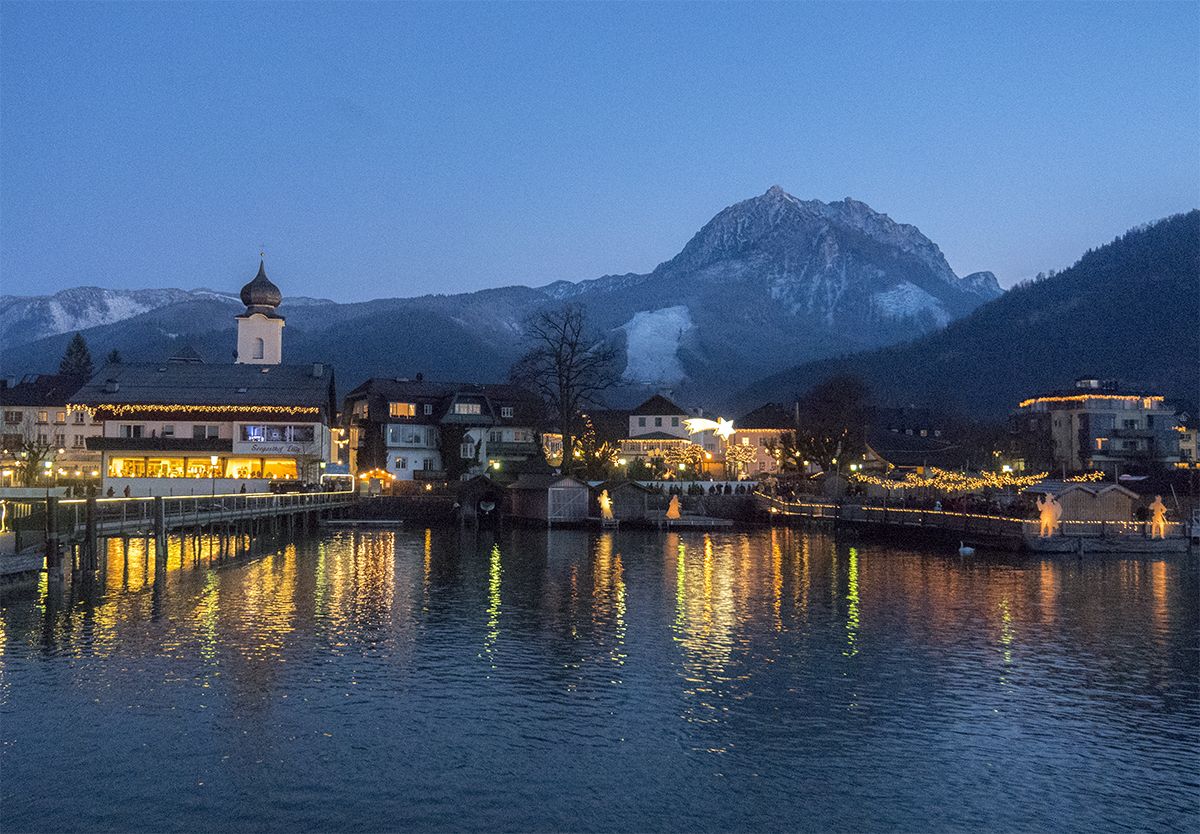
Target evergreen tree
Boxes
[106,348,122,365]
[58,332,94,378]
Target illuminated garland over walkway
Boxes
[849,467,1049,492]
[69,403,321,418]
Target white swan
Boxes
[958,541,976,557]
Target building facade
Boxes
[1015,378,1182,474]
[1,373,103,484]
[343,378,542,482]
[727,403,793,476]
[73,262,338,496]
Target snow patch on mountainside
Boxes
[871,282,951,327]
[619,306,693,384]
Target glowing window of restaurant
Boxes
[224,458,299,479]
[239,424,315,443]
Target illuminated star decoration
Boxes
[684,417,736,441]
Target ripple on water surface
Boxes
[0,528,1196,832]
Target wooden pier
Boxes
[755,492,1191,553]
[0,490,358,583]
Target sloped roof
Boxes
[70,361,336,414]
[865,428,959,469]
[345,378,541,424]
[0,373,88,407]
[509,473,588,491]
[630,394,687,416]
[739,402,793,430]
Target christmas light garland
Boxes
[1065,470,1107,483]
[69,403,321,418]
[848,467,1049,492]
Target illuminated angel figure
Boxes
[665,495,681,520]
[597,489,614,521]
[1036,493,1062,538]
[683,417,736,441]
[1148,495,1168,539]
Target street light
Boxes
[210,454,219,498]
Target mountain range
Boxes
[735,210,1200,417]
[0,187,1001,400]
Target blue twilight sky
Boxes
[1,1,1197,301]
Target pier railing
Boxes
[756,492,1186,540]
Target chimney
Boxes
[415,372,424,382]
[104,379,120,394]
[312,363,323,378]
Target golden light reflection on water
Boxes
[482,542,502,664]
[844,547,860,658]
[592,533,627,671]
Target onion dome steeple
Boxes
[240,259,283,314]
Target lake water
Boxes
[1,528,1197,832]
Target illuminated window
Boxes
[239,424,315,443]
[741,437,750,446]
[55,411,66,424]
[37,411,48,423]
[261,459,298,479]
[453,402,481,415]
[395,456,407,470]
[352,400,368,418]
[389,402,416,418]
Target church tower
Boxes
[235,259,285,364]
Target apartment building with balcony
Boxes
[343,377,542,482]
[1015,378,1182,474]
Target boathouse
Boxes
[1024,482,1138,523]
[508,473,589,525]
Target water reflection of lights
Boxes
[844,547,860,658]
[482,542,502,664]
[592,533,627,671]
[998,597,1015,682]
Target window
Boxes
[72,434,86,448]
[72,411,86,424]
[352,400,368,418]
[162,425,175,437]
[120,424,144,439]
[501,406,514,418]
[395,456,407,470]
[453,402,481,415]
[37,432,48,445]
[37,411,48,424]
[55,411,66,424]
[460,442,475,459]
[919,429,927,437]
[424,403,433,416]
[423,458,436,470]
[192,425,219,439]
[389,402,416,418]
[53,433,65,447]
[3,411,19,425]
[489,430,504,443]
[671,417,679,427]
[741,437,750,446]
[638,417,646,428]
[654,417,663,427]
[252,337,265,360]
[240,424,315,443]
[1122,419,1138,430]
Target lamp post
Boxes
[210,454,219,498]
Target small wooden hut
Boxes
[592,480,660,522]
[1025,482,1137,522]
[509,474,590,525]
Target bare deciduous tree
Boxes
[510,305,619,472]
[1,413,56,487]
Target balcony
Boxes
[486,441,538,458]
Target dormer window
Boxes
[501,406,514,418]
[454,402,481,415]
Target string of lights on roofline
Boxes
[848,467,1049,492]
[66,403,321,417]
[1017,394,1163,409]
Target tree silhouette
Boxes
[59,333,94,379]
